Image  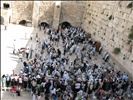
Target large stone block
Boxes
[115,25,124,33]
[11,1,34,23]
[128,14,133,22]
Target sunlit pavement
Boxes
[1,24,35,100]
[1,24,34,76]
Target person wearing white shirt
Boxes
[18,76,23,88]
[18,53,23,62]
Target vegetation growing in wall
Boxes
[128,33,133,40]
[128,25,133,40]
[88,21,91,24]
[127,40,132,44]
[113,47,121,54]
[126,2,133,8]
[108,15,114,20]
[56,5,60,8]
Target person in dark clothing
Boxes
[45,80,51,94]
[16,88,21,96]
[11,78,15,87]
[23,62,27,67]
[82,62,87,72]
[57,49,61,57]
[37,87,41,100]
[6,75,11,87]
[28,76,32,90]
[83,81,88,92]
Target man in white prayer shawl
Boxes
[46,70,51,78]
[74,69,81,76]
[63,71,70,83]
[89,74,94,82]
[75,45,80,54]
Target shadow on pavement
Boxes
[10,56,18,59]
[6,46,14,49]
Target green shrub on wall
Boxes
[128,33,133,40]
[128,25,133,40]
[113,47,121,54]
[126,2,133,8]
[108,15,114,20]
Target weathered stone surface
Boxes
[11,1,34,23]
[39,1,55,25]
[60,1,84,27]
[81,1,133,77]
[1,8,10,26]
[1,1,133,77]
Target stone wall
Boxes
[1,8,10,26]
[32,1,40,27]
[1,1,85,27]
[38,1,55,25]
[1,1,133,77]
[1,1,12,25]
[52,1,61,29]
[81,1,133,77]
[11,1,34,24]
[60,1,85,27]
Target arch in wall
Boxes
[19,20,26,25]
[59,21,72,29]
[40,22,49,28]
[0,16,4,25]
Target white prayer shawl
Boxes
[99,46,102,51]
[89,75,93,82]
[36,75,40,79]
[74,69,81,76]
[46,70,51,78]
[103,52,107,58]
[51,88,56,95]
[77,90,83,95]
[92,47,96,53]
[75,46,79,53]
[63,72,70,82]
[105,54,109,60]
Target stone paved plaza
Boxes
[1,24,132,100]
[1,24,105,99]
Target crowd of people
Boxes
[1,25,133,100]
